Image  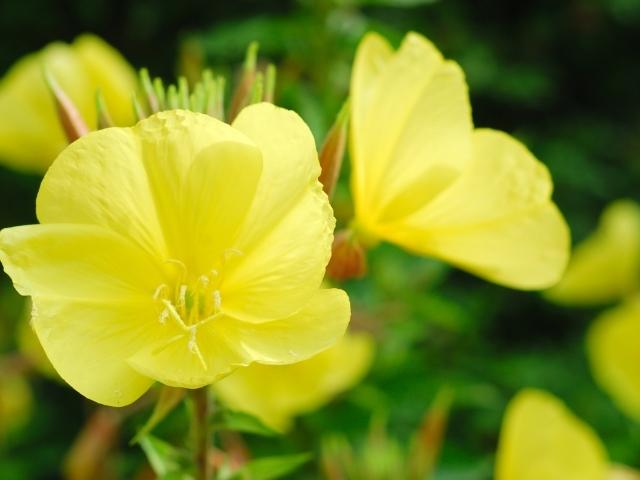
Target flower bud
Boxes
[326,229,367,281]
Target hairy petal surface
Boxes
[495,389,608,480]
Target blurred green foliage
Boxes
[1,0,640,478]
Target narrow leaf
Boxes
[232,453,311,480]
[213,409,279,437]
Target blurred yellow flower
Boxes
[547,200,640,305]
[0,106,350,407]
[215,332,374,431]
[495,389,608,480]
[0,34,137,173]
[587,297,640,421]
[0,374,33,441]
[349,32,569,289]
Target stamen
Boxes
[159,308,169,324]
[188,326,208,370]
[178,284,188,310]
[153,284,168,301]
[161,299,188,330]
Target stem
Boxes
[191,387,212,480]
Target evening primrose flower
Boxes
[547,200,640,305]
[0,105,350,407]
[496,389,628,480]
[0,34,137,173]
[587,297,640,421]
[545,200,640,420]
[346,32,569,289]
[215,333,374,431]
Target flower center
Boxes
[151,250,242,370]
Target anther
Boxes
[178,284,188,309]
[159,308,169,324]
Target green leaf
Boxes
[231,453,311,480]
[132,386,186,444]
[138,434,190,480]
[213,409,280,437]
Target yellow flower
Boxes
[349,32,569,289]
[546,200,640,306]
[495,389,608,480]
[0,106,350,407]
[214,332,374,431]
[0,34,137,173]
[587,297,640,421]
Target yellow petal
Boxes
[0,224,166,406]
[222,184,334,322]
[495,389,608,480]
[71,34,137,127]
[587,298,640,421]
[232,102,321,246]
[215,331,373,431]
[382,129,569,289]
[37,111,254,261]
[128,288,349,390]
[32,297,156,406]
[127,321,244,389]
[547,200,640,305]
[226,103,335,322]
[350,31,472,225]
[134,111,256,261]
[223,288,350,364]
[0,43,88,171]
[0,35,136,173]
[0,224,164,300]
[178,141,262,272]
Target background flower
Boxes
[0,34,137,173]
[348,32,569,290]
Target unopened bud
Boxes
[319,100,349,199]
[228,42,258,122]
[326,229,367,281]
[44,70,89,142]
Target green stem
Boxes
[191,387,212,480]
